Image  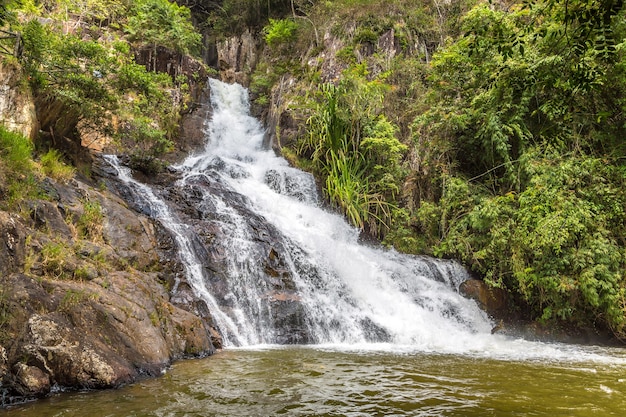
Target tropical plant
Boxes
[299,65,406,236]
[264,18,298,47]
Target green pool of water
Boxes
[3,345,626,416]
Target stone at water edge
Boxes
[13,363,51,398]
[459,279,508,319]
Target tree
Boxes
[125,0,201,55]
[410,0,626,336]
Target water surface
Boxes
[4,346,626,416]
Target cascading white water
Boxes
[106,79,626,362]
[103,155,254,346]
[170,78,505,352]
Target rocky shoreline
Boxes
[0,169,220,405]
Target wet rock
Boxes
[13,363,50,397]
[153,171,312,344]
[459,279,508,318]
[177,85,212,159]
[168,277,223,350]
[170,309,216,355]
[269,294,311,344]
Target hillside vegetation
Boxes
[1,0,203,172]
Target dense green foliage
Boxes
[0,125,39,208]
[4,0,202,161]
[125,0,201,54]
[253,0,626,337]
[412,0,626,334]
[203,0,300,36]
[298,65,406,236]
[0,125,75,210]
[264,18,298,47]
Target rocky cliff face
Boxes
[0,57,220,404]
[134,45,212,161]
[263,28,408,153]
[214,29,261,86]
[0,171,219,404]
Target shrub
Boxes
[40,149,75,183]
[299,65,406,237]
[0,125,33,172]
[41,241,71,279]
[0,126,40,210]
[125,0,201,55]
[434,151,626,336]
[77,200,104,242]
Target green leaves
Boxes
[435,150,626,334]
[0,125,33,173]
[299,66,406,237]
[0,126,40,209]
[12,0,201,161]
[20,19,116,127]
[125,0,201,55]
[264,18,299,47]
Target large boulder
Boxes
[4,272,213,394]
[459,279,508,318]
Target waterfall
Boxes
[106,78,498,353]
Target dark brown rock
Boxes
[0,172,217,404]
[13,363,50,397]
[28,200,72,236]
[15,313,133,389]
[459,279,508,317]
[177,84,212,159]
